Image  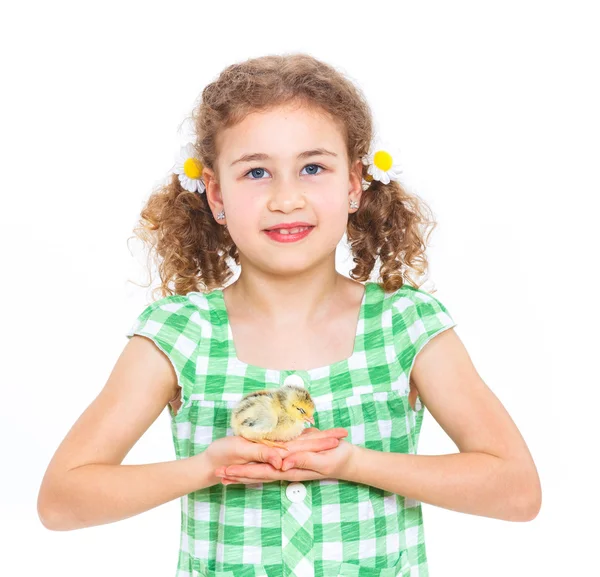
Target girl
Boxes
[38,53,541,577]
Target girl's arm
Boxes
[341,329,542,522]
[42,456,218,531]
[37,336,219,531]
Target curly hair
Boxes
[130,53,440,300]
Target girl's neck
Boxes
[223,271,361,329]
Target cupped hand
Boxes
[203,434,283,476]
[205,426,347,473]
[213,427,354,485]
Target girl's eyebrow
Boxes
[230,148,338,167]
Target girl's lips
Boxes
[263,226,314,243]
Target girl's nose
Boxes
[266,181,306,212]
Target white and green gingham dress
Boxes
[125,281,457,577]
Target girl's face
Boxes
[203,103,362,276]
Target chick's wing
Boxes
[231,392,279,435]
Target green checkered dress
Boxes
[125,281,457,577]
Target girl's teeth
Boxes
[278,227,308,234]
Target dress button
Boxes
[285,482,307,503]
[283,374,306,388]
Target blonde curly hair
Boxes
[130,53,441,300]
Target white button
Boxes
[283,374,306,388]
[285,482,307,503]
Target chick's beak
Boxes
[304,416,315,424]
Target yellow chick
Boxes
[230,384,316,449]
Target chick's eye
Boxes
[298,407,306,414]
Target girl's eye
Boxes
[246,167,269,180]
[244,164,325,180]
[301,164,324,176]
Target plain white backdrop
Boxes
[1,1,598,575]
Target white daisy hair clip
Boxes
[361,140,403,191]
[173,143,206,194]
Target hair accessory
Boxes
[361,140,403,190]
[173,143,206,194]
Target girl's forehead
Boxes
[217,105,347,164]
[228,105,340,137]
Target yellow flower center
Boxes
[364,174,373,182]
[373,150,393,172]
[184,157,203,179]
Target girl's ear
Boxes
[203,167,225,218]
[348,158,363,202]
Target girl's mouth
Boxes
[264,226,314,243]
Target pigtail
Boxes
[347,175,438,294]
[128,171,237,300]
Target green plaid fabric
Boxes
[125,281,457,577]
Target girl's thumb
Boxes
[281,452,314,471]
[255,446,282,469]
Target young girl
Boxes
[38,53,541,577]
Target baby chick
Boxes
[230,384,316,449]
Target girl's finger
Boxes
[222,476,272,485]
[227,441,337,476]
[298,428,347,440]
[283,436,339,454]
[215,464,259,476]
[224,462,279,478]
[222,468,326,484]
[281,450,323,472]
[272,433,345,459]
[243,443,283,469]
[267,428,348,459]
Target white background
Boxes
[1,1,598,575]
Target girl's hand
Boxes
[272,426,348,457]
[215,429,357,485]
[205,427,348,484]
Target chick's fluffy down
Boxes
[230,386,313,443]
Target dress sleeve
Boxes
[391,286,458,395]
[125,295,201,413]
